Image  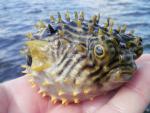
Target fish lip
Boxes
[120,71,133,81]
[108,65,135,82]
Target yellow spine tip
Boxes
[50,16,55,22]
[31,84,36,88]
[74,98,79,104]
[63,79,69,84]
[28,79,36,88]
[83,88,91,94]
[50,95,57,104]
[38,90,44,94]
[51,99,57,104]
[50,71,56,76]
[58,90,65,96]
[42,92,47,97]
[73,91,78,96]
[42,80,50,86]
[61,98,68,105]
[28,79,34,82]
[51,95,56,102]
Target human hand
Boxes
[0,54,150,113]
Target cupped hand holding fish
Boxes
[0,54,150,113]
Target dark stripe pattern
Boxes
[28,12,143,86]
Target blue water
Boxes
[0,0,150,112]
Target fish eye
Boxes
[94,45,104,58]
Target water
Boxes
[0,0,150,112]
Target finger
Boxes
[0,85,9,113]
[3,76,52,113]
[136,54,150,63]
[48,89,115,113]
[96,55,150,113]
[82,91,115,113]
[49,104,82,113]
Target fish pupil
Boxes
[95,46,103,56]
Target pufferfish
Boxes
[21,11,143,105]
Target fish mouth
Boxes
[119,71,133,81]
[108,56,137,81]
[99,67,135,92]
[104,62,137,83]
[113,65,136,82]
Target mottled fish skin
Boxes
[23,11,143,104]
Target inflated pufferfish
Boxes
[22,11,143,105]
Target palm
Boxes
[4,76,114,113]
[2,54,150,113]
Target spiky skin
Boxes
[22,11,143,104]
